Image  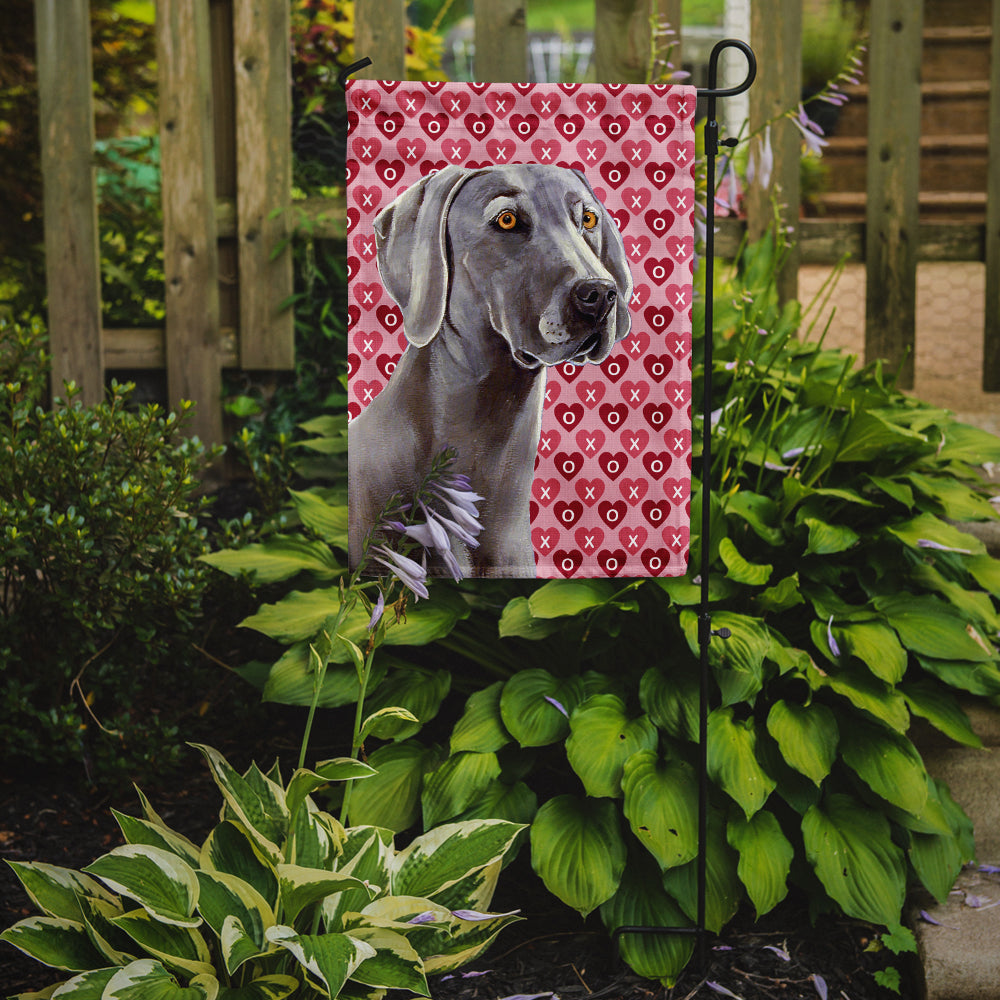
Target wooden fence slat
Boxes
[864,0,923,390]
[233,0,294,369]
[473,0,527,81]
[746,0,801,305]
[157,0,223,445]
[34,0,103,405]
[983,0,1000,389]
[354,0,406,81]
[594,0,655,83]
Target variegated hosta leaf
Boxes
[200,822,278,910]
[214,975,299,1000]
[621,751,699,871]
[802,793,906,926]
[77,894,135,966]
[727,811,793,918]
[529,795,626,917]
[288,802,343,870]
[265,925,375,998]
[499,669,585,747]
[765,700,838,786]
[424,859,501,916]
[101,959,218,999]
[195,871,274,974]
[47,966,118,997]
[276,864,375,925]
[190,745,287,863]
[5,862,118,922]
[420,906,523,975]
[391,820,524,901]
[600,854,694,987]
[345,926,429,995]
[0,916,107,972]
[112,810,201,868]
[421,752,502,829]
[450,681,511,754]
[83,846,200,928]
[565,695,658,799]
[323,829,393,931]
[110,908,214,978]
[661,811,742,934]
[706,707,776,818]
[285,760,376,823]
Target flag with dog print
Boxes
[347,80,696,580]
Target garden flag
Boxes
[347,80,697,580]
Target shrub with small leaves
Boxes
[0,317,220,782]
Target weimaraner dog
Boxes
[349,163,633,578]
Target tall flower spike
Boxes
[370,545,430,600]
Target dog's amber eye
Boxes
[582,209,599,230]
[496,210,518,231]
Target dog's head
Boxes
[374,164,633,368]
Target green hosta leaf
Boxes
[216,976,299,1000]
[803,517,859,556]
[347,740,442,832]
[724,490,784,545]
[565,695,658,798]
[527,579,617,618]
[802,793,906,926]
[453,779,538,827]
[765,700,838,786]
[835,621,907,684]
[875,594,995,662]
[265,926,375,997]
[421,752,502,828]
[499,670,584,747]
[530,795,626,917]
[288,489,349,545]
[681,610,770,706]
[901,680,982,748]
[916,655,1000,697]
[911,562,1000,633]
[5,862,118,923]
[83,846,200,928]
[190,746,287,862]
[200,822,278,910]
[260,643,387,709]
[639,664,699,742]
[886,512,985,556]
[0,916,107,971]
[806,660,910,732]
[200,536,341,584]
[359,707,421,742]
[718,537,772,585]
[112,812,201,868]
[450,682,511,754]
[661,811,741,934]
[277,865,374,925]
[707,708,776,818]
[346,926,429,994]
[599,853,694,987]
[835,410,927,463]
[497,596,565,639]
[866,474,914,509]
[839,718,929,816]
[967,553,1000,597]
[727,811,793,918]
[909,827,965,905]
[362,667,451,740]
[195,871,273,974]
[103,959,218,1000]
[756,573,804,614]
[935,421,1000,464]
[906,473,998,522]
[621,751,698,871]
[111,909,214,978]
[393,820,524,900]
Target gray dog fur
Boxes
[348,163,633,578]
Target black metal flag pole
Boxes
[340,40,758,974]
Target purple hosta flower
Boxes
[979,864,1000,874]
[707,983,743,999]
[451,908,521,921]
[763,944,791,962]
[812,974,828,1000]
[407,911,438,925]
[371,545,429,600]
[367,590,385,631]
[791,104,829,156]
[715,157,741,215]
[747,124,774,191]
[917,538,973,555]
[827,616,842,657]
[544,695,569,718]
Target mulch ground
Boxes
[1,739,913,1000]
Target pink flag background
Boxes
[347,80,697,578]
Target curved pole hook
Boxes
[337,57,373,90]
[698,38,756,99]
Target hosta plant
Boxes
[1,744,523,999]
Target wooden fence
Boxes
[33,0,1000,445]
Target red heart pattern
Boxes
[347,80,695,579]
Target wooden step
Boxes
[813,190,987,222]
[822,134,989,193]
[833,80,991,138]
[922,25,993,83]
[921,0,992,28]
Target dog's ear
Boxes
[373,166,471,347]
[572,169,634,343]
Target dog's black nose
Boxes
[572,278,617,323]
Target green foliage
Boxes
[1,744,524,998]
[0,317,220,783]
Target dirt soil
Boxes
[1,741,912,1000]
